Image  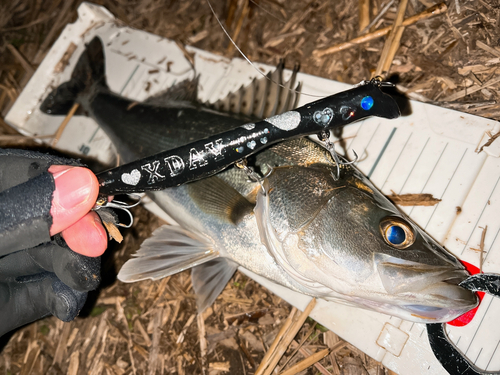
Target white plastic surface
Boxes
[5,3,500,374]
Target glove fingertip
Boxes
[50,279,87,322]
[52,242,101,292]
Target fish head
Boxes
[255,139,478,323]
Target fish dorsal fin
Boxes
[187,177,254,225]
[117,225,217,282]
[210,62,300,119]
[276,64,301,115]
[269,138,335,167]
[142,76,199,106]
[191,258,239,312]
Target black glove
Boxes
[0,149,101,337]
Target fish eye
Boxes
[379,217,415,249]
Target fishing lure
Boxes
[428,273,500,374]
[96,78,400,196]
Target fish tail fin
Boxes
[40,37,108,115]
[118,225,237,311]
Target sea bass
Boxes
[41,37,478,323]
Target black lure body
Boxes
[40,37,400,195]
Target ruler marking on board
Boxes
[368,127,397,178]
[461,175,500,255]
[484,227,500,264]
[464,296,495,356]
[408,143,449,217]
[424,148,468,230]
[356,122,381,167]
[398,137,430,195]
[485,340,500,371]
[380,132,413,191]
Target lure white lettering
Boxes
[189,138,226,170]
[189,148,208,170]
[205,139,224,161]
[165,156,185,177]
[138,138,226,183]
[141,161,165,184]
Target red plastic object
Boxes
[447,261,485,327]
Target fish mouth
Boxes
[401,280,479,321]
[376,255,479,322]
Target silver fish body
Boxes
[141,138,477,323]
[41,37,478,323]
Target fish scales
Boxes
[41,37,478,323]
[86,90,247,162]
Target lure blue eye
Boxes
[386,225,406,245]
[361,96,374,110]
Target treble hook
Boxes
[357,76,395,88]
[235,159,272,195]
[317,130,359,181]
[94,194,142,228]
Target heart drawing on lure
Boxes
[121,169,141,186]
[247,140,257,150]
[313,107,334,127]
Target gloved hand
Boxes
[0,149,108,337]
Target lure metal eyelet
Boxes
[379,216,416,249]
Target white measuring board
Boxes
[5,3,500,374]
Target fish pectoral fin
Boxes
[192,258,238,312]
[188,177,254,225]
[117,225,217,283]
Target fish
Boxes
[40,37,478,323]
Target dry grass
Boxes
[1,0,500,374]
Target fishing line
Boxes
[248,0,287,24]
[204,0,368,164]
[359,0,396,35]
[205,0,324,99]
